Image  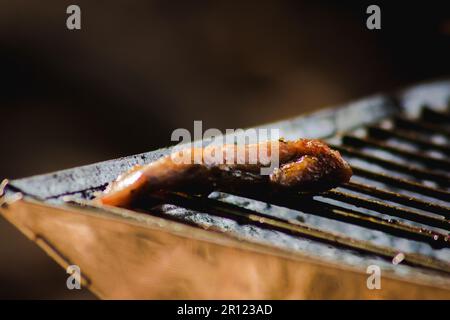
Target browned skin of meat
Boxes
[98,139,352,207]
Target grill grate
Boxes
[142,103,450,274]
[147,191,450,273]
[3,81,450,285]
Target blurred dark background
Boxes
[0,0,449,299]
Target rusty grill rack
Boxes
[2,80,450,298]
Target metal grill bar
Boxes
[342,135,450,171]
[343,182,450,219]
[367,126,450,156]
[331,144,450,187]
[351,166,450,202]
[324,190,449,230]
[394,116,450,138]
[421,107,450,124]
[133,166,449,248]
[148,191,450,274]
[209,187,449,248]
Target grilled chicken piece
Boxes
[98,139,352,207]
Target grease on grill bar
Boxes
[131,105,450,276]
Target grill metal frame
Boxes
[1,80,450,299]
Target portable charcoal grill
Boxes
[1,80,450,299]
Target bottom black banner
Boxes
[1,300,448,319]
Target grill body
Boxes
[1,80,450,299]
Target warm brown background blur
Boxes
[0,0,449,299]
